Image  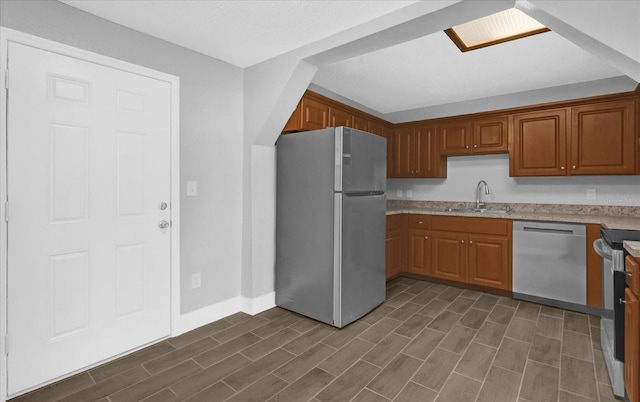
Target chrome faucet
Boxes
[476,180,490,209]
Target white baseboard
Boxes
[241,291,276,315]
[172,292,276,337]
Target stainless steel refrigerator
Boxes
[275,127,386,328]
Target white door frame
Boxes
[0,27,181,402]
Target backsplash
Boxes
[387,154,640,207]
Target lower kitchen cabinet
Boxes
[626,256,640,402]
[431,231,466,282]
[430,216,512,290]
[385,214,512,291]
[467,234,510,289]
[385,215,407,279]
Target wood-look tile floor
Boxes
[11,277,618,402]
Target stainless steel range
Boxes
[594,228,640,397]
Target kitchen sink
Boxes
[440,207,512,215]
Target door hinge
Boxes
[4,201,8,222]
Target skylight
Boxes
[445,8,549,52]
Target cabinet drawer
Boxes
[407,214,430,229]
[386,214,406,231]
[431,216,510,236]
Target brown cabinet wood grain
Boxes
[391,124,442,178]
[467,234,510,290]
[473,116,509,154]
[511,108,568,176]
[430,216,512,290]
[570,100,636,175]
[431,231,466,282]
[352,115,369,132]
[386,215,407,279]
[439,121,472,155]
[407,229,431,276]
[329,107,351,128]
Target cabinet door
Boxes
[383,130,395,178]
[625,287,639,402]
[394,127,414,177]
[300,97,329,130]
[431,231,466,282]
[439,121,472,155]
[369,121,385,137]
[571,100,636,175]
[627,256,640,296]
[467,235,510,290]
[352,115,369,132]
[386,228,404,279]
[407,229,431,276]
[512,108,568,176]
[414,124,437,177]
[329,107,351,128]
[473,116,508,154]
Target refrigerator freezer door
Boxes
[333,192,386,327]
[334,127,386,194]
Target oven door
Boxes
[593,238,614,316]
[613,270,627,361]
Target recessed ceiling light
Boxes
[445,8,549,52]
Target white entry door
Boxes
[6,42,172,395]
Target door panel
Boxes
[7,42,171,395]
[512,109,567,176]
[431,232,466,282]
[337,127,387,193]
[467,235,510,290]
[339,193,386,327]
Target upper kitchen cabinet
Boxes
[511,98,638,177]
[511,108,568,176]
[473,116,509,154]
[392,124,445,178]
[329,107,351,128]
[570,100,636,175]
[283,96,329,132]
[352,114,369,132]
[439,120,472,155]
[439,116,508,156]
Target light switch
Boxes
[587,189,596,200]
[187,181,198,197]
[396,189,403,198]
[406,189,413,198]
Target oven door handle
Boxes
[593,238,613,260]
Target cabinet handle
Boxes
[469,240,474,244]
[465,145,470,149]
[572,165,576,170]
[620,298,626,304]
[560,166,565,170]
[461,240,465,244]
[625,271,632,277]
[416,221,423,224]
[425,236,429,239]
[473,145,478,148]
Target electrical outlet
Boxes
[396,189,403,198]
[587,189,597,200]
[191,272,201,289]
[406,189,413,198]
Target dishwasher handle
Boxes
[522,226,574,235]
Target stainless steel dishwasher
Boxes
[512,220,586,306]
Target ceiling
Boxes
[59,0,639,120]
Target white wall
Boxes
[388,154,640,206]
[0,0,245,315]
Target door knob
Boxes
[158,220,170,229]
[158,202,168,210]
